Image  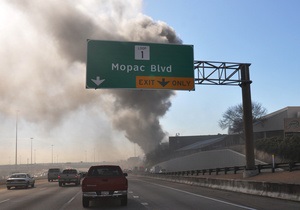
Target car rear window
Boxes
[88,166,122,177]
[11,174,27,178]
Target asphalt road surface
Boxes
[0,175,299,210]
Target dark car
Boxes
[6,173,35,189]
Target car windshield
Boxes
[89,167,122,176]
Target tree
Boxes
[219,102,267,134]
[255,135,300,162]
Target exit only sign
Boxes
[86,40,194,90]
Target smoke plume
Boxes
[1,0,181,154]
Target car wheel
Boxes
[31,182,35,188]
[82,197,89,208]
[7,186,11,190]
[121,195,128,206]
[59,182,62,187]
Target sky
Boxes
[0,0,299,165]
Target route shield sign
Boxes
[86,40,194,90]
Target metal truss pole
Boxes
[240,64,257,174]
[194,61,258,176]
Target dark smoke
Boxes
[4,0,182,154]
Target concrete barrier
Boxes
[147,174,300,202]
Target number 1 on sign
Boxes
[135,45,150,60]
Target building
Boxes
[168,106,300,156]
[253,106,300,139]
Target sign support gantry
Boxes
[194,61,257,176]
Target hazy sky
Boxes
[0,0,299,165]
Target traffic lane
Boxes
[134,176,300,210]
[66,177,253,210]
[129,176,255,210]
[0,179,51,204]
[1,179,148,210]
[0,179,49,190]
[2,176,299,210]
[0,180,82,210]
[63,190,148,210]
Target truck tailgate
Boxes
[83,176,127,191]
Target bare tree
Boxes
[219,102,267,134]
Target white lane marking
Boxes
[60,191,81,210]
[0,199,10,204]
[140,180,256,210]
[141,202,149,206]
[133,195,139,198]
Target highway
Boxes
[0,175,299,210]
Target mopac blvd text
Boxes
[112,63,172,73]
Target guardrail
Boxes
[162,162,300,176]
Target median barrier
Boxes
[146,171,300,202]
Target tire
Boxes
[120,195,128,206]
[59,182,62,187]
[7,186,11,190]
[31,182,35,188]
[82,197,89,208]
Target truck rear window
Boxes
[63,170,77,174]
[48,169,60,173]
[89,167,122,177]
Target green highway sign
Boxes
[86,40,194,90]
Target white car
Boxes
[6,173,35,190]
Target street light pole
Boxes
[51,145,54,164]
[30,138,33,165]
[15,111,19,166]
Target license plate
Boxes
[101,191,109,195]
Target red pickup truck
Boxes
[81,165,128,208]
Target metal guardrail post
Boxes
[225,167,229,174]
[289,162,294,172]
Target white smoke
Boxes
[0,0,181,161]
